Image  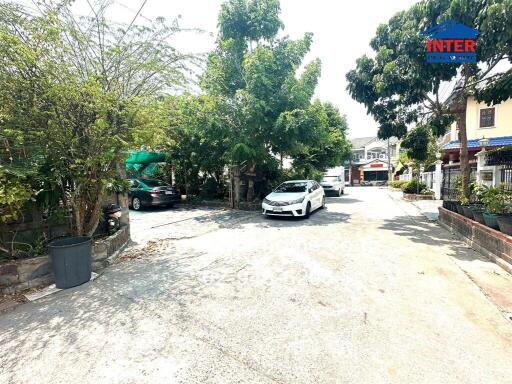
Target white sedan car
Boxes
[262,180,325,218]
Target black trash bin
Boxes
[49,236,92,289]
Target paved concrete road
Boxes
[2,187,512,383]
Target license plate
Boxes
[165,191,173,195]
[273,207,283,212]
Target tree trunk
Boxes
[83,197,103,236]
[450,95,470,200]
[233,165,240,209]
[72,199,83,237]
[247,179,255,202]
[457,110,470,199]
[246,160,256,202]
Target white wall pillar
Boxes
[406,163,414,181]
[475,149,486,185]
[493,165,500,187]
[433,160,443,200]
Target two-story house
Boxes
[348,136,401,185]
[441,96,512,165]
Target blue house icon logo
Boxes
[420,20,479,63]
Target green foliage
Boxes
[346,0,512,201]
[199,176,225,199]
[192,0,351,200]
[219,0,283,41]
[479,186,511,214]
[106,179,131,195]
[346,0,511,140]
[454,176,479,204]
[0,166,33,225]
[401,125,431,162]
[0,1,196,236]
[402,179,427,194]
[388,180,408,189]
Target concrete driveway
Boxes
[2,187,512,383]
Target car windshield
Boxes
[142,179,168,187]
[275,182,307,193]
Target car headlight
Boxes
[288,197,304,204]
[263,198,271,204]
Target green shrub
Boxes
[199,177,222,199]
[479,186,512,214]
[402,179,427,194]
[388,180,408,189]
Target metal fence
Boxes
[441,166,477,201]
[501,166,512,191]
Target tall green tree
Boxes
[201,0,350,200]
[346,0,512,199]
[0,1,197,237]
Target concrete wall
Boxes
[438,207,512,274]
[1,193,130,259]
[0,225,130,294]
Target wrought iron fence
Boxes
[441,166,476,201]
[486,146,512,166]
[501,166,512,192]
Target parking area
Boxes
[129,205,254,246]
[2,187,512,383]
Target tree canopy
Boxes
[0,1,197,237]
[197,0,350,197]
[346,0,512,197]
[0,0,352,256]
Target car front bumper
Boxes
[261,202,305,217]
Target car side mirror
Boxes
[308,188,313,193]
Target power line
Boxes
[116,0,149,46]
[113,0,152,23]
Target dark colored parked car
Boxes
[128,179,180,210]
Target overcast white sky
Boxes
[40,0,422,138]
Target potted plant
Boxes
[468,184,487,225]
[454,177,473,217]
[496,191,512,235]
[460,196,474,219]
[480,186,506,230]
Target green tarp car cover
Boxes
[125,151,167,177]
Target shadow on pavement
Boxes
[379,215,487,263]
[259,208,350,228]
[0,243,236,381]
[325,197,362,205]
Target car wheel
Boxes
[338,188,341,197]
[340,188,344,195]
[132,197,142,211]
[320,196,325,209]
[304,202,311,219]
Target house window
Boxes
[479,107,495,128]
